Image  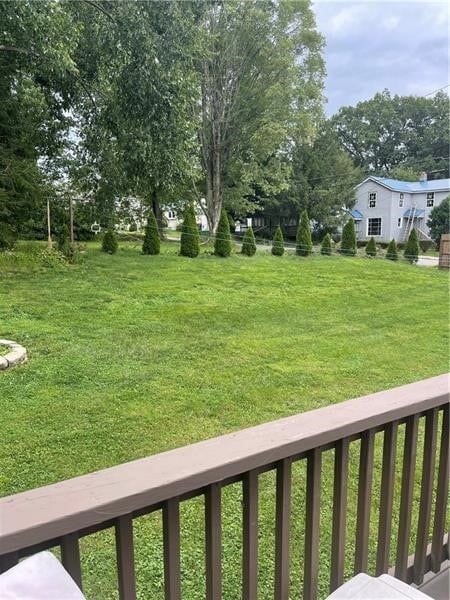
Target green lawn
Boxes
[0,241,448,599]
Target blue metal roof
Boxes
[369,177,450,193]
[350,209,363,220]
[403,208,425,218]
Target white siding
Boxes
[353,179,449,243]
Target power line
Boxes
[424,84,449,97]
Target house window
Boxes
[398,218,402,228]
[168,210,176,219]
[426,192,434,207]
[368,192,377,208]
[399,193,404,207]
[367,217,382,236]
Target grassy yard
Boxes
[0,241,448,599]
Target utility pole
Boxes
[69,197,74,243]
[47,198,52,250]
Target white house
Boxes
[163,204,209,231]
[352,173,450,243]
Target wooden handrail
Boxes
[1,374,448,556]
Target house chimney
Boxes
[420,171,427,182]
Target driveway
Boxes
[417,255,439,267]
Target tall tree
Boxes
[0,1,79,237]
[198,0,324,231]
[332,90,449,177]
[268,123,361,232]
[69,0,202,228]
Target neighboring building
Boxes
[241,212,299,239]
[352,173,450,243]
[163,205,209,231]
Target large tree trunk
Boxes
[151,189,165,239]
[201,66,224,234]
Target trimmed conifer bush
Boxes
[180,204,199,257]
[214,209,232,257]
[296,209,313,256]
[386,239,398,261]
[142,209,160,255]
[321,233,332,255]
[404,228,420,263]
[272,226,284,256]
[241,226,256,256]
[340,219,357,256]
[365,236,377,257]
[102,227,118,254]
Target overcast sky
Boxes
[312,0,449,114]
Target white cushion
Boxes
[0,551,86,599]
[326,572,432,599]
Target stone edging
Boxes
[0,339,28,370]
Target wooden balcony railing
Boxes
[0,374,448,599]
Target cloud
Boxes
[313,1,449,114]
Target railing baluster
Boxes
[163,498,181,600]
[330,438,349,592]
[61,532,82,590]
[243,470,259,600]
[0,551,18,574]
[376,421,398,575]
[205,483,222,600]
[115,514,136,600]
[354,429,375,574]
[274,457,292,600]
[413,408,438,585]
[304,448,322,600]
[395,414,419,580]
[431,404,449,573]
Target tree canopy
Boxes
[1,1,446,244]
[332,90,449,178]
[197,0,325,231]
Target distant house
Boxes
[163,204,209,231]
[351,173,450,243]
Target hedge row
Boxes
[98,209,424,264]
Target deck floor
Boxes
[418,567,449,600]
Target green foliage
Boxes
[57,225,71,256]
[281,123,362,231]
[241,227,256,256]
[341,219,357,256]
[129,221,138,232]
[0,1,80,236]
[427,197,450,246]
[365,237,377,257]
[386,239,398,261]
[321,233,332,256]
[404,228,420,263]
[272,226,285,256]
[296,209,313,256]
[142,210,160,255]
[228,214,235,233]
[1,242,449,600]
[180,204,199,258]
[419,240,435,254]
[101,227,118,254]
[332,90,449,177]
[0,223,18,251]
[214,209,232,257]
[199,0,325,229]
